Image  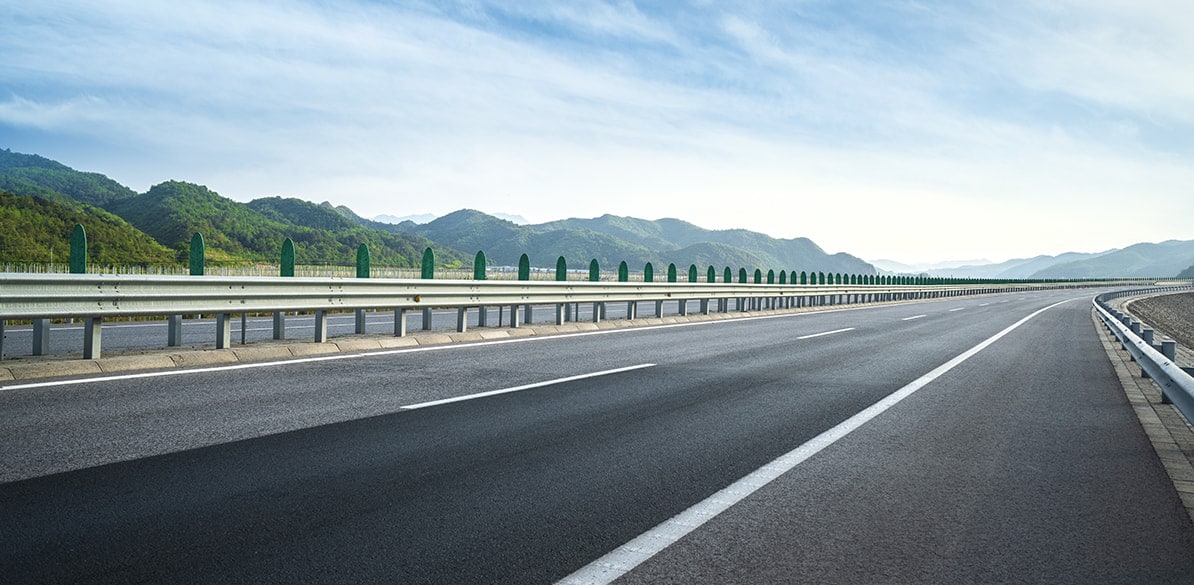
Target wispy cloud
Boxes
[1,0,1190,263]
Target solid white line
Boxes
[556,297,1076,585]
[400,364,656,410]
[796,328,854,340]
[902,314,927,321]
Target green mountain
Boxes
[0,188,174,265]
[0,148,137,207]
[1029,240,1194,279]
[107,182,456,267]
[382,209,875,275]
[535,214,874,274]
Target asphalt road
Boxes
[2,290,1192,584]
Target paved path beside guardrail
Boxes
[1095,294,1194,524]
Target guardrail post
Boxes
[518,254,533,324]
[1162,340,1177,361]
[83,317,102,359]
[313,310,328,343]
[457,307,468,333]
[619,261,634,320]
[555,256,568,325]
[590,259,602,323]
[168,315,183,346]
[275,238,296,340]
[0,320,5,360]
[476,251,489,327]
[395,308,407,337]
[510,304,521,328]
[216,313,232,349]
[32,319,49,356]
[422,248,434,330]
[355,244,370,334]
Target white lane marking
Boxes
[0,304,883,390]
[979,303,991,307]
[400,364,655,410]
[948,307,965,312]
[557,297,1077,585]
[902,314,927,321]
[796,328,854,340]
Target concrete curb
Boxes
[1093,308,1194,524]
[0,295,987,383]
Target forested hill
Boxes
[0,149,459,268]
[0,188,175,265]
[0,148,137,207]
[107,182,458,266]
[387,209,875,274]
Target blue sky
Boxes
[2,1,1192,265]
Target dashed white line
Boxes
[400,363,656,410]
[796,328,854,340]
[556,297,1078,585]
[902,314,927,321]
[948,307,965,312]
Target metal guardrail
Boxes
[1094,286,1194,424]
[0,272,1133,360]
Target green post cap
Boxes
[356,243,370,278]
[189,232,205,276]
[69,223,87,274]
[421,247,435,279]
[281,238,295,277]
[518,253,530,281]
[474,251,488,280]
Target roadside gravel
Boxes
[1128,292,1194,350]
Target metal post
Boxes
[457,307,468,333]
[555,304,565,326]
[679,299,688,316]
[655,300,664,318]
[169,315,184,346]
[272,312,285,340]
[314,310,328,343]
[0,320,5,360]
[627,301,636,320]
[593,302,602,323]
[395,308,407,337]
[241,313,247,345]
[355,309,367,334]
[478,306,488,327]
[524,305,534,324]
[510,305,521,328]
[32,318,49,356]
[216,314,232,349]
[83,317,102,359]
[564,303,572,322]
[423,308,433,331]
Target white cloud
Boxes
[1,0,1191,264]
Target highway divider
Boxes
[0,272,1143,360]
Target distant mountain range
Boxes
[0,148,873,275]
[2,147,1191,277]
[374,212,530,226]
[891,242,1194,280]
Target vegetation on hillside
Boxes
[0,189,175,265]
[107,181,459,266]
[0,148,138,207]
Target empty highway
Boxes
[2,290,1192,584]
